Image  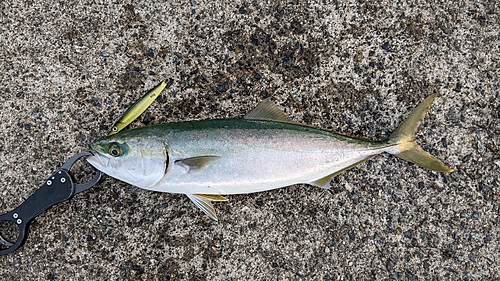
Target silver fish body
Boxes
[87,96,452,220]
[94,119,391,194]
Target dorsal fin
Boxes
[244,98,293,123]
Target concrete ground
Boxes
[0,0,498,280]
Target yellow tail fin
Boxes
[388,95,453,172]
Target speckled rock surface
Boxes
[0,0,498,280]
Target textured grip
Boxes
[0,169,74,255]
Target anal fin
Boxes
[309,158,371,188]
[186,194,228,221]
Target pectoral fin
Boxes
[186,194,228,221]
[175,156,220,172]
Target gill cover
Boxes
[87,137,168,189]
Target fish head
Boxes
[86,134,168,189]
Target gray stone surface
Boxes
[0,0,498,280]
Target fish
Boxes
[107,81,167,136]
[87,95,453,220]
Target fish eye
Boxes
[112,126,118,132]
[109,145,122,157]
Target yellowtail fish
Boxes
[107,81,167,136]
[87,95,452,220]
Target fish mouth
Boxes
[86,141,106,166]
[85,150,110,170]
[88,141,99,152]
